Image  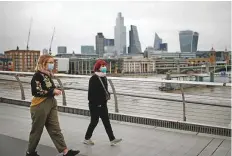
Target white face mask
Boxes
[47,63,54,71]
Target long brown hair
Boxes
[35,54,53,71]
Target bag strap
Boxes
[96,75,109,96]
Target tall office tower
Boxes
[179,30,199,52]
[114,12,126,56]
[96,33,105,57]
[154,33,162,50]
[128,25,142,54]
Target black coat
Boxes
[31,71,56,97]
[88,74,109,106]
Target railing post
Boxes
[180,84,186,121]
[14,74,25,100]
[108,79,119,113]
[56,77,67,106]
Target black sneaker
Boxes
[63,149,80,156]
[26,151,40,156]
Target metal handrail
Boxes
[0,71,231,125]
[0,71,231,86]
[14,74,25,100]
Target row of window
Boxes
[6,56,39,59]
[7,54,39,56]
[12,60,36,63]
[7,52,39,55]
[9,57,38,59]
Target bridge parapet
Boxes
[0,71,231,136]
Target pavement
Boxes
[0,102,231,156]
[0,134,58,156]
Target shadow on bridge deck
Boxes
[0,134,59,156]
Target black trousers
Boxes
[85,104,115,141]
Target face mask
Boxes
[47,63,54,71]
[100,66,107,73]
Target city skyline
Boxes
[0,1,231,54]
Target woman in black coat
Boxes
[83,59,122,146]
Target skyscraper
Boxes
[95,33,105,57]
[57,46,67,54]
[179,30,199,52]
[128,25,142,54]
[159,43,168,51]
[114,12,126,56]
[104,39,114,46]
[104,39,116,56]
[154,33,162,50]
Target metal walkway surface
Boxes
[0,103,230,156]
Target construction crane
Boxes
[26,18,33,51]
[49,27,56,55]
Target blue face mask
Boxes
[100,66,107,73]
[47,63,54,71]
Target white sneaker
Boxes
[83,139,94,145]
[110,138,122,146]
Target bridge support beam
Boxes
[196,76,203,82]
[165,72,172,89]
[177,65,180,74]
[210,72,214,82]
[206,64,209,73]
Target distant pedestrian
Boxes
[26,54,80,156]
[84,59,122,146]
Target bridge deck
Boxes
[0,103,230,156]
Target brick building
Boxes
[4,50,40,72]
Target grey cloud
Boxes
[0,1,231,54]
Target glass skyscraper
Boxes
[154,33,162,50]
[114,12,126,56]
[128,25,142,54]
[104,39,114,46]
[179,30,199,52]
[159,43,168,51]
[95,33,105,57]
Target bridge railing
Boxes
[0,71,231,136]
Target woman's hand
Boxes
[53,88,62,96]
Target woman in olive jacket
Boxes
[26,54,80,156]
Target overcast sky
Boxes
[0,1,231,54]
